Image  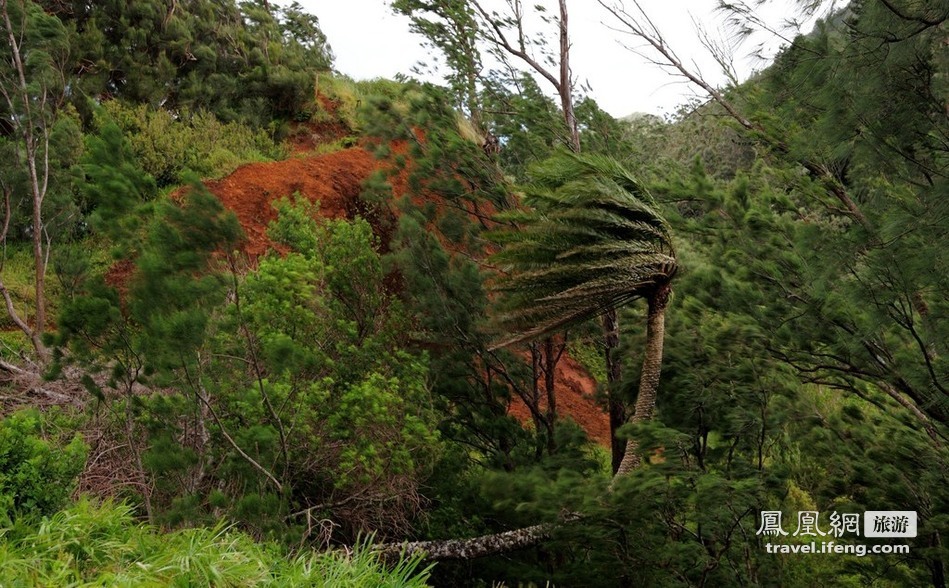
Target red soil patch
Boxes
[287,94,352,155]
[104,258,135,297]
[507,352,609,447]
[203,147,386,257]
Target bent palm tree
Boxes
[491,151,677,476]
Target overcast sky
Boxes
[303,0,817,118]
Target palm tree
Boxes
[490,150,677,477]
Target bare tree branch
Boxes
[597,0,872,230]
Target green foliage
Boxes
[0,410,86,523]
[63,0,333,125]
[127,184,243,375]
[58,193,442,542]
[362,80,560,475]
[392,0,483,124]
[99,101,284,186]
[0,240,99,337]
[311,73,405,133]
[481,75,569,181]
[777,390,948,587]
[232,211,442,491]
[620,105,756,183]
[361,82,510,212]
[725,2,949,427]
[573,96,637,159]
[0,331,31,361]
[0,245,49,331]
[387,209,533,468]
[80,121,157,243]
[267,194,322,252]
[0,499,433,587]
[12,1,947,585]
[608,4,949,576]
[490,150,676,344]
[221,209,440,535]
[0,0,80,244]
[566,333,607,385]
[448,1,947,582]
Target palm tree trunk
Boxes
[376,521,554,562]
[614,283,671,477]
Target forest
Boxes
[0,0,945,586]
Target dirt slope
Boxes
[506,352,608,447]
[203,139,609,447]
[204,147,382,257]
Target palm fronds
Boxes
[490,151,677,347]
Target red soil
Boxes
[506,352,608,447]
[203,147,385,257]
[199,138,610,447]
[104,258,136,300]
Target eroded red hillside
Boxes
[204,147,384,257]
[506,352,608,447]
[201,137,609,447]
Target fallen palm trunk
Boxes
[375,522,553,561]
[377,510,585,561]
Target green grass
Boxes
[101,101,288,186]
[0,244,42,334]
[313,73,411,133]
[566,336,607,385]
[0,499,434,587]
[0,238,115,361]
[313,136,360,156]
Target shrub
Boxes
[99,102,286,186]
[0,410,87,523]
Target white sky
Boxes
[303,0,817,118]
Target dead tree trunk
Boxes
[376,522,553,562]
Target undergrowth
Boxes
[0,499,433,587]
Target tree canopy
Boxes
[0,0,946,586]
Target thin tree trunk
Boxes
[543,336,558,453]
[931,530,946,588]
[31,171,46,341]
[1,0,50,362]
[602,309,625,473]
[529,342,546,459]
[615,283,671,477]
[558,0,580,153]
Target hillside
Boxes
[1,0,946,586]
[199,109,609,447]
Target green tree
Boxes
[395,1,635,464]
[603,0,948,429]
[392,0,484,127]
[360,83,537,467]
[59,186,441,542]
[62,0,332,125]
[394,0,582,151]
[491,150,678,475]
[0,409,86,524]
[0,0,75,363]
